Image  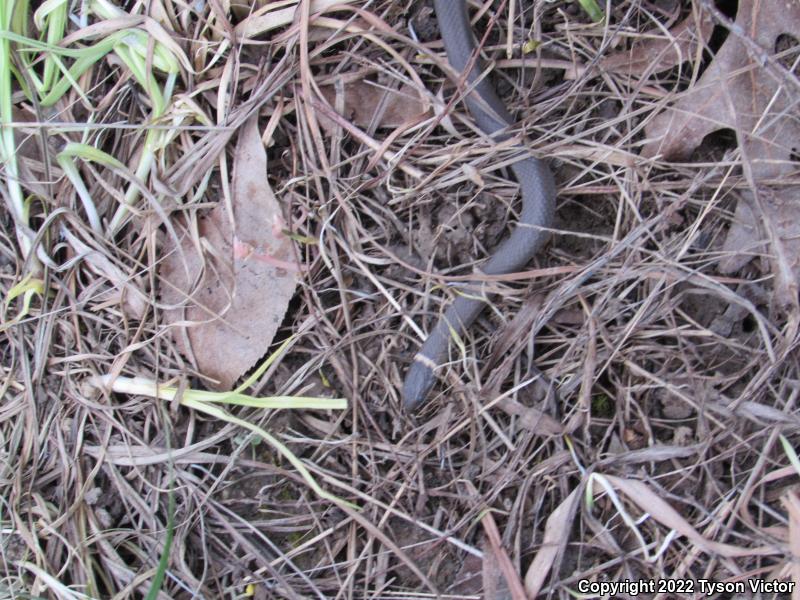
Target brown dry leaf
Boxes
[479,510,526,600]
[602,475,778,558]
[481,540,511,600]
[643,1,800,307]
[524,487,580,599]
[600,10,713,76]
[317,79,430,133]
[597,444,701,466]
[233,0,358,38]
[496,398,563,436]
[159,116,298,389]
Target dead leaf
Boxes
[233,0,358,39]
[496,398,563,436]
[317,79,429,133]
[597,444,701,466]
[600,11,713,76]
[481,541,511,600]
[159,116,298,390]
[524,487,580,598]
[643,2,800,166]
[602,475,778,558]
[643,1,800,307]
[479,510,527,600]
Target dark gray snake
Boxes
[402,0,556,410]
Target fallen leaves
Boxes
[644,0,800,308]
[524,488,580,598]
[523,468,785,598]
[233,0,358,39]
[596,474,777,558]
[600,9,713,77]
[159,116,298,389]
[317,79,430,132]
[478,508,527,600]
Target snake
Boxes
[402,0,557,410]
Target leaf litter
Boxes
[644,0,800,310]
[159,116,298,390]
[598,8,713,77]
[317,79,430,132]
[2,0,800,598]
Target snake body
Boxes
[402,0,556,410]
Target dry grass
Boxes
[1,0,799,598]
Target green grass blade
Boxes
[780,435,800,476]
[59,141,126,168]
[182,396,356,509]
[55,153,103,233]
[234,336,294,393]
[144,483,175,600]
[37,0,69,93]
[93,374,353,508]
[0,1,34,261]
[576,0,604,22]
